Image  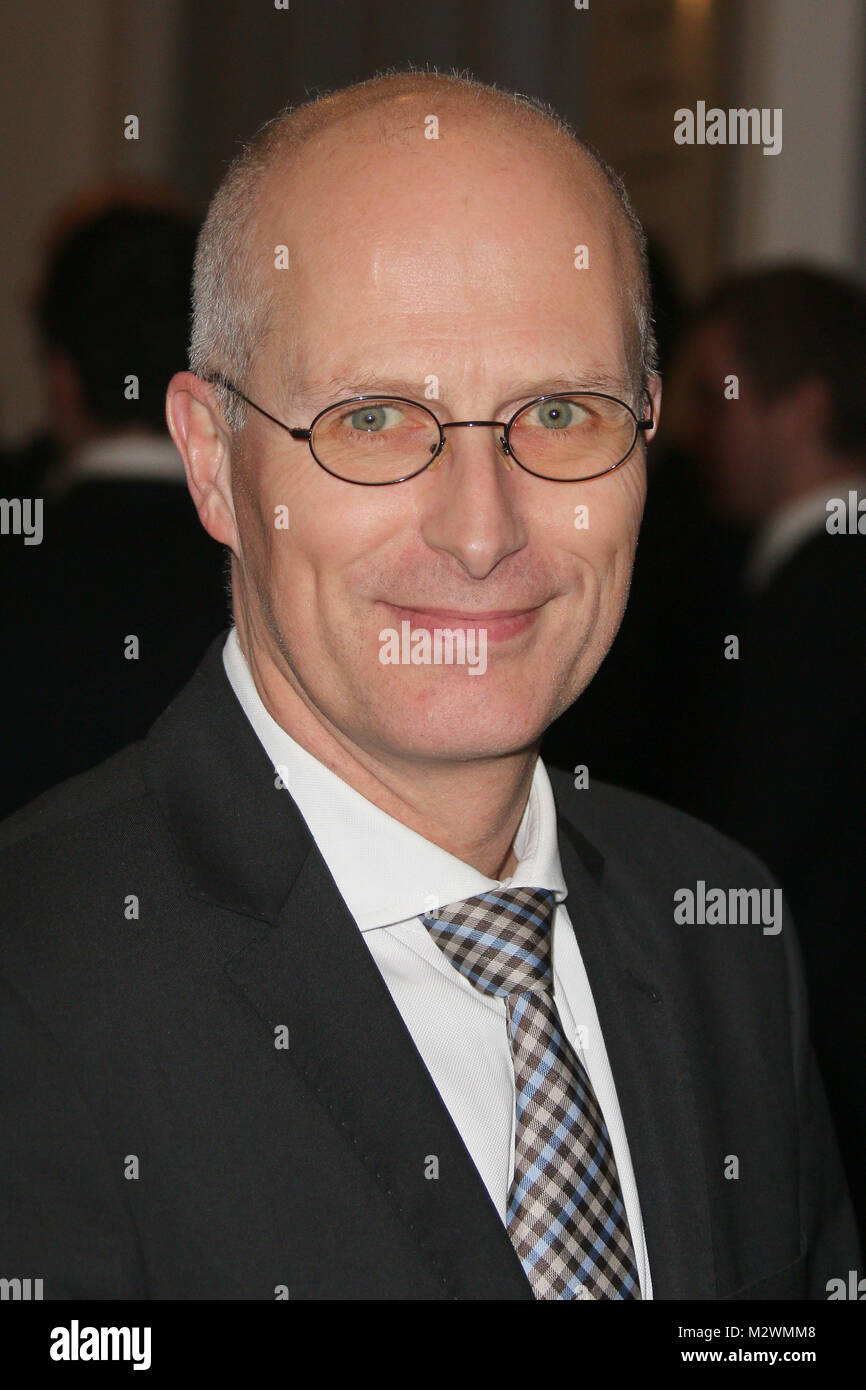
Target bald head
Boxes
[169,66,661,791]
[189,71,655,431]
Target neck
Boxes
[234,601,536,881]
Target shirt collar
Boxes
[222,626,568,932]
[48,432,186,499]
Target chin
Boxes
[368,682,550,760]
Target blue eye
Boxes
[536,400,574,429]
[347,404,403,432]
[350,406,385,431]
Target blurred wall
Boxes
[174,0,590,210]
[0,0,863,446]
[724,0,865,275]
[1,1,109,445]
[584,0,727,297]
[0,0,184,445]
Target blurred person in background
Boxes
[682,264,866,1242]
[0,192,227,817]
[543,241,749,810]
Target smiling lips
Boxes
[383,603,542,640]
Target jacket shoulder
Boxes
[0,741,149,857]
[546,766,775,886]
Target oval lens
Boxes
[509,394,636,479]
[312,398,440,483]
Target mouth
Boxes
[380,602,544,641]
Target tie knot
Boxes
[421,887,557,998]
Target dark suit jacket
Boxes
[706,528,866,1244]
[0,633,859,1299]
[0,474,227,818]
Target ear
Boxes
[644,372,663,445]
[166,372,239,551]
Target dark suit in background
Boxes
[706,525,866,1245]
[550,265,866,1244]
[543,444,748,812]
[0,465,227,818]
[0,197,228,817]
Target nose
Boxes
[420,421,527,581]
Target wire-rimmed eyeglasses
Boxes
[205,371,653,485]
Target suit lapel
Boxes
[224,844,533,1299]
[555,808,716,1298]
[145,635,531,1299]
[146,635,714,1299]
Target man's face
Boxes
[229,116,656,765]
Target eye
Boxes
[531,399,580,430]
[344,403,404,432]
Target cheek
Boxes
[566,466,646,568]
[538,473,644,673]
[261,484,403,630]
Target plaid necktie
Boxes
[421,886,641,1300]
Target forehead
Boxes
[255,111,630,389]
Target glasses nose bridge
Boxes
[438,416,511,460]
[440,418,508,432]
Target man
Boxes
[682,265,866,1245]
[0,195,227,817]
[0,74,858,1300]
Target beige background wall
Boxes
[0,0,863,446]
[0,0,182,444]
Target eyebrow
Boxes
[291,369,631,409]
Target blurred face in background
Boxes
[681,316,785,524]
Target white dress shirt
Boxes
[222,626,652,1297]
[45,431,186,500]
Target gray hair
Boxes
[189,68,658,433]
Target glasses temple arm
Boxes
[204,372,311,440]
